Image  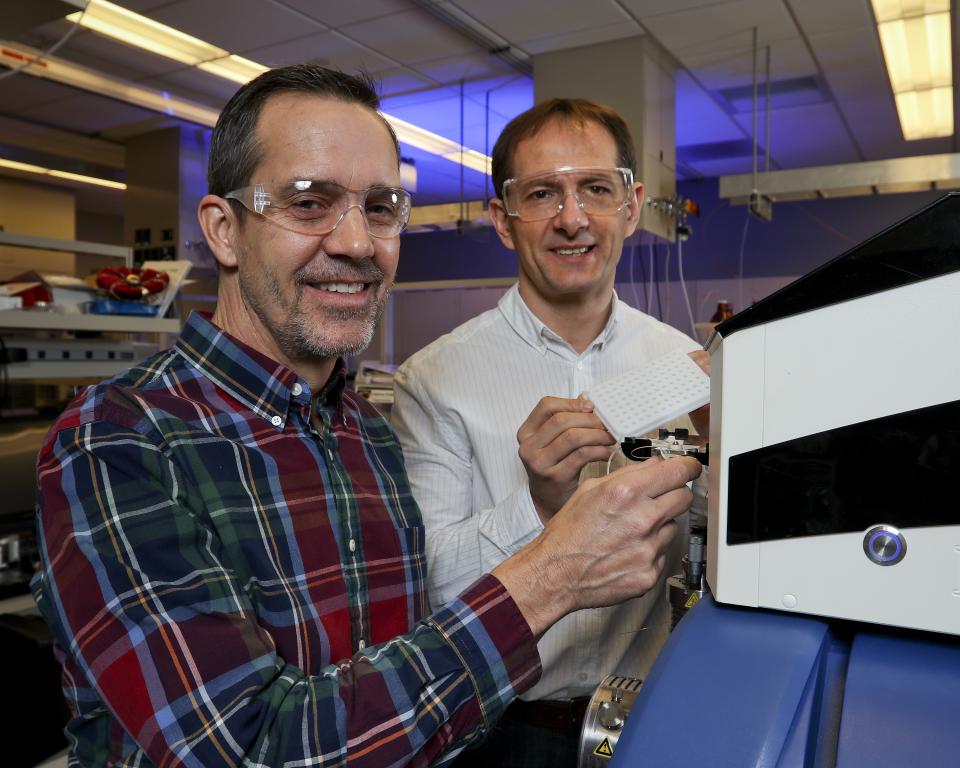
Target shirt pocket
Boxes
[364,522,429,625]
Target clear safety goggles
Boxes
[501,166,635,222]
[225,180,412,239]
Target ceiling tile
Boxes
[149,0,325,54]
[787,0,875,37]
[836,95,904,157]
[245,30,396,71]
[339,9,482,64]
[367,68,437,97]
[273,0,410,28]
[732,103,861,167]
[383,74,529,109]
[642,0,798,62]
[823,66,891,104]
[521,22,643,56]
[676,72,745,146]
[808,28,886,95]
[446,0,632,49]
[682,36,817,92]
[409,52,518,85]
[620,0,735,17]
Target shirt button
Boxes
[579,672,588,682]
[577,361,583,370]
[292,382,303,396]
[349,538,356,553]
[271,415,282,427]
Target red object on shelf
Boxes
[96,266,169,301]
[14,284,53,307]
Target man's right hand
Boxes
[517,396,618,524]
[493,456,702,639]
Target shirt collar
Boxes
[497,283,621,354]
[175,312,344,427]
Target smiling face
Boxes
[490,117,642,318]
[217,92,401,374]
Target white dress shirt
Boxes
[392,284,701,701]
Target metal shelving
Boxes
[0,310,180,333]
[0,232,180,380]
[0,230,132,265]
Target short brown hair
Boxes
[208,63,399,199]
[491,98,636,199]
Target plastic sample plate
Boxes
[586,348,710,442]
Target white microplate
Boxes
[586,348,710,442]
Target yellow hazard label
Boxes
[684,592,700,609]
[593,737,614,759]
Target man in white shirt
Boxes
[392,98,706,767]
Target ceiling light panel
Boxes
[870,0,949,23]
[68,0,225,66]
[877,13,951,91]
[67,0,268,84]
[870,0,952,140]
[0,156,126,189]
[895,86,953,139]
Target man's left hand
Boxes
[517,396,617,525]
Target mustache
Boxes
[294,260,385,285]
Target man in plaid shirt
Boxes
[32,63,701,767]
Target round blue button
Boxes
[863,525,907,566]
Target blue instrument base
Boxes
[611,596,960,767]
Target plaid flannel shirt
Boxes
[32,312,540,767]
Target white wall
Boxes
[370,273,796,368]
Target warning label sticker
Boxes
[593,737,614,759]
[684,592,700,609]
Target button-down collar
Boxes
[174,312,344,428]
[497,283,621,356]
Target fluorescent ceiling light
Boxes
[871,0,953,139]
[384,114,490,175]
[0,156,126,189]
[66,0,266,84]
[62,0,491,172]
[894,87,953,139]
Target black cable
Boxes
[0,0,91,83]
